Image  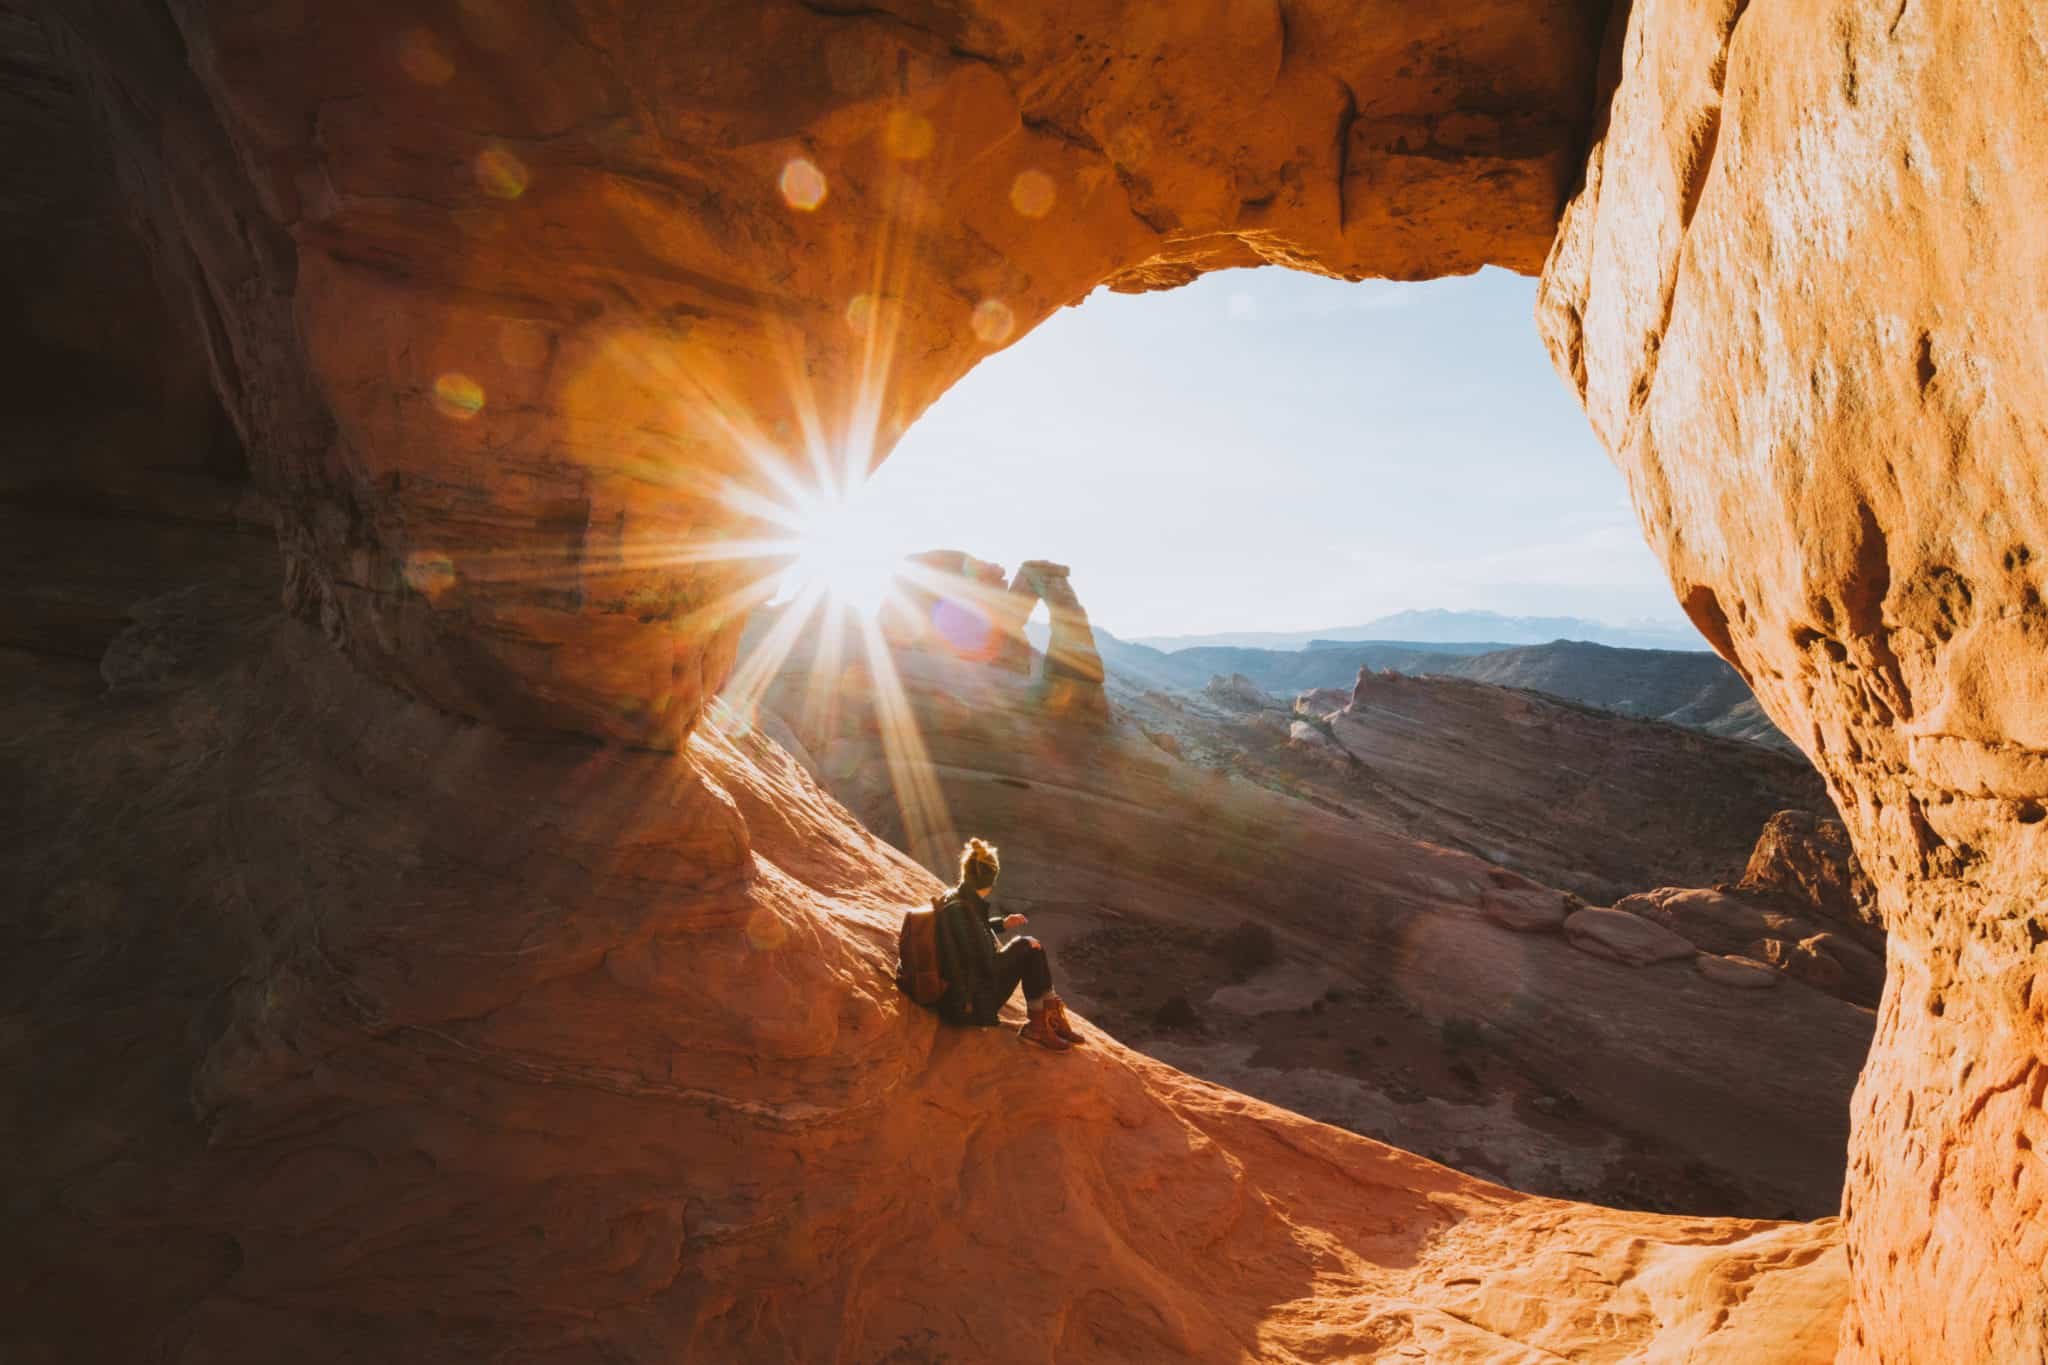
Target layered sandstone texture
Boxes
[749,604,1874,1219]
[1316,666,1830,901]
[1538,0,2048,1357]
[38,0,1612,746]
[5,549,1852,1361]
[14,0,2048,1358]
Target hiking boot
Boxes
[1018,1006,1072,1052]
[1043,993,1084,1045]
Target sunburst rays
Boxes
[687,122,1018,875]
[408,96,1045,872]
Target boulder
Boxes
[1285,720,1351,771]
[1204,673,1274,711]
[1623,887,1785,958]
[1563,907,1697,967]
[1739,810,1880,944]
[1287,719,1332,748]
[1695,954,1782,991]
[1481,887,1570,934]
[1294,687,1352,719]
[1751,933,1886,1010]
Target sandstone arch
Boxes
[11,0,2047,1358]
[1001,559,1110,717]
[40,0,1614,745]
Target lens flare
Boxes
[475,145,529,199]
[844,293,878,336]
[396,29,454,86]
[970,298,1015,346]
[403,551,458,601]
[745,905,789,951]
[1009,169,1056,219]
[884,109,935,161]
[931,595,995,660]
[1109,124,1151,167]
[432,372,485,420]
[779,157,828,211]
[776,486,906,617]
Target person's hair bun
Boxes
[958,837,1000,891]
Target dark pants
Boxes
[992,936,1053,1007]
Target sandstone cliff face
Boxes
[1321,665,1829,902]
[1539,2,2048,1355]
[36,0,1611,748]
[13,0,2047,1356]
[5,549,1849,1361]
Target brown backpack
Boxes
[895,896,948,1006]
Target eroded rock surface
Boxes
[1741,809,1880,941]
[1325,665,1829,901]
[1540,4,2048,1351]
[2,546,1848,1361]
[750,613,1873,1221]
[10,0,2047,1355]
[32,0,1614,749]
[1564,905,1698,966]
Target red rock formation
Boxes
[757,621,1873,1219]
[884,547,1011,660]
[1605,810,1885,1007]
[6,564,1853,1360]
[1740,809,1880,942]
[35,0,1612,749]
[1540,1,2048,1353]
[1327,664,1829,901]
[12,0,2046,1355]
[777,547,1108,717]
[1008,559,1109,718]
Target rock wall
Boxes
[15,0,2048,1356]
[0,0,245,519]
[1538,0,2048,1356]
[34,0,1612,746]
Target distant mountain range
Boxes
[1128,608,1710,654]
[1437,639,1787,749]
[1079,629,1792,751]
[1086,632,1500,696]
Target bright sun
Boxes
[776,485,907,615]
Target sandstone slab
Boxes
[1696,953,1782,991]
[1480,886,1571,934]
[1563,907,1697,967]
[1623,886,1783,958]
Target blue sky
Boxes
[855,265,1694,642]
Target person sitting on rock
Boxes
[929,837,1083,1051]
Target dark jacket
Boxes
[930,888,1008,1025]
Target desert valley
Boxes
[737,558,1880,1222]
